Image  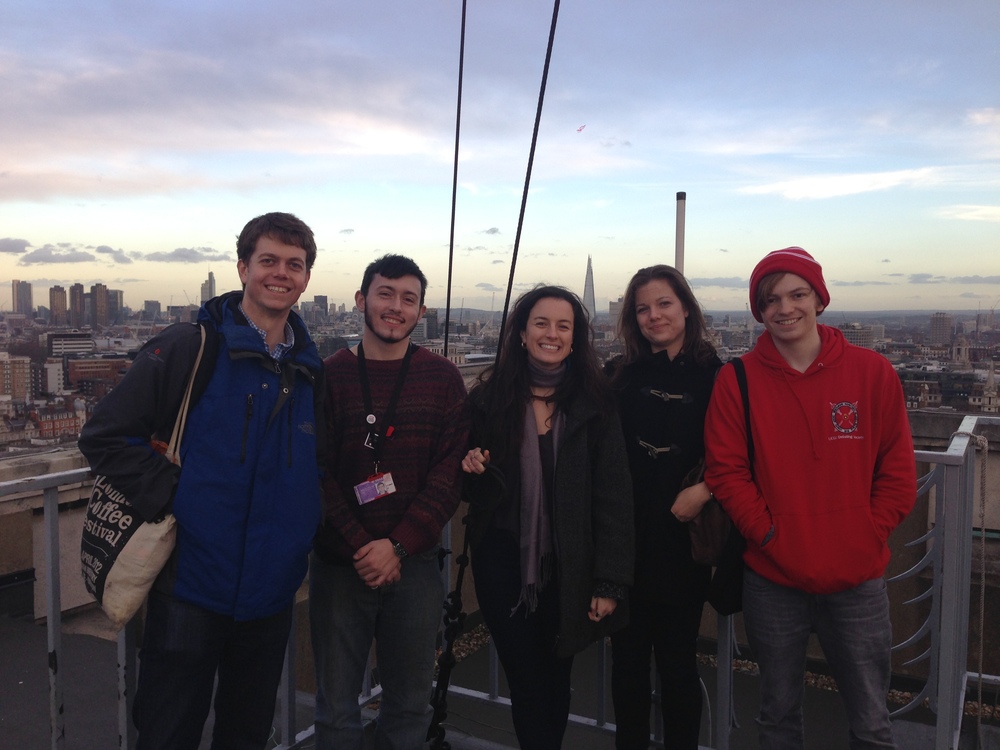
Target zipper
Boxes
[287,397,294,468]
[240,394,254,463]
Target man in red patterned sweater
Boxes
[310,254,469,750]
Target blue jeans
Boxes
[472,527,574,750]
[742,568,896,749]
[611,596,704,750]
[310,551,444,750]
[134,590,293,750]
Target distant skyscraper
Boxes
[314,295,328,317]
[90,283,109,327]
[609,295,623,329]
[144,300,162,321]
[69,283,85,328]
[424,308,439,339]
[582,256,596,322]
[201,271,217,304]
[108,289,124,325]
[49,286,68,326]
[929,312,952,346]
[12,280,33,315]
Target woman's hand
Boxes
[461,447,490,474]
[588,596,617,622]
[671,481,712,523]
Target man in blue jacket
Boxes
[79,212,324,750]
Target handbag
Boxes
[704,357,752,616]
[80,324,207,629]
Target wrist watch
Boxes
[389,538,408,558]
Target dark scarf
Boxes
[515,359,567,614]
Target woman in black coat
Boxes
[463,285,634,750]
[608,266,721,750]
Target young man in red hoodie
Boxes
[705,247,916,748]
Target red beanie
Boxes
[748,247,830,322]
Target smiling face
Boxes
[356,272,426,347]
[761,272,824,346]
[520,296,575,370]
[237,235,310,323]
[634,278,689,357]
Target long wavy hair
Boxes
[613,265,717,380]
[471,285,611,462]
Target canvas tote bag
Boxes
[80,324,206,629]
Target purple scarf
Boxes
[514,360,566,615]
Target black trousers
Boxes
[610,595,705,750]
[472,527,574,750]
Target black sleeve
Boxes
[78,323,205,522]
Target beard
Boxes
[364,306,418,345]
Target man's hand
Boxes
[353,539,402,588]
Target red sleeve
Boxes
[869,361,917,540]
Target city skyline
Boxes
[1,2,998,313]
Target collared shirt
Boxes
[239,302,295,361]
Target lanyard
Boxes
[356,341,414,471]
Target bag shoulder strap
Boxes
[164,323,208,467]
[730,357,754,475]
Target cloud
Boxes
[0,238,31,254]
[937,205,1000,223]
[690,277,745,289]
[142,247,232,263]
[950,275,1000,285]
[18,245,96,264]
[476,282,505,292]
[829,280,891,287]
[339,229,355,235]
[740,168,942,200]
[907,273,1000,286]
[94,245,133,264]
[482,227,501,235]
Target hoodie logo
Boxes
[831,401,859,434]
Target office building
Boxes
[49,286,68,326]
[69,284,85,328]
[12,280,33,316]
[200,271,216,304]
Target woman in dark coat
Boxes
[463,285,634,750]
[608,265,721,750]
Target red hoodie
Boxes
[704,325,916,594]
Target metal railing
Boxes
[3,415,996,749]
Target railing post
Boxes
[935,440,975,750]
[277,625,297,745]
[595,637,608,727]
[118,618,138,749]
[715,613,734,750]
[43,484,65,750]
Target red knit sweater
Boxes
[313,345,469,562]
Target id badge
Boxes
[354,472,397,505]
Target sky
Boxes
[1,0,998,317]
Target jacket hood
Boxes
[754,323,847,376]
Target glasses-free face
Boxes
[520,297,575,371]
[356,273,426,345]
[237,236,310,322]
[634,278,688,357]
[761,272,823,345]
